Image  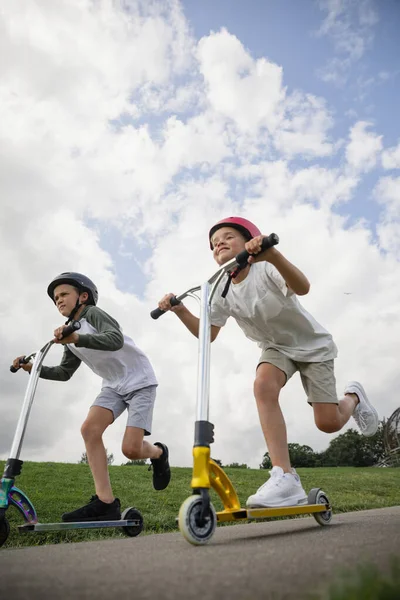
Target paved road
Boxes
[1,507,399,600]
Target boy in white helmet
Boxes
[13,272,170,521]
[158,218,378,508]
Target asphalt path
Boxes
[1,507,399,600]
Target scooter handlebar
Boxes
[235,233,279,267]
[10,321,81,372]
[151,296,182,320]
[150,234,279,320]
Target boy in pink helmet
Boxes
[158,217,378,508]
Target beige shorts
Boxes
[258,348,338,405]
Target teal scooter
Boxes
[1,322,143,547]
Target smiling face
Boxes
[211,226,248,265]
[53,284,87,318]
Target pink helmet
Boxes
[209,217,261,249]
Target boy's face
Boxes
[53,284,85,318]
[211,226,247,266]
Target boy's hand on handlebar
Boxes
[53,325,79,345]
[158,294,184,314]
[246,235,278,264]
[12,356,32,373]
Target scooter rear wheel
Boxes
[0,517,10,548]
[178,494,217,545]
[121,507,144,537]
[308,488,332,526]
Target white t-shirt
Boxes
[210,262,337,363]
[67,317,158,394]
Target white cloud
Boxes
[1,0,399,477]
[382,141,400,170]
[197,28,285,135]
[235,160,358,211]
[374,176,400,217]
[274,93,335,158]
[373,176,400,254]
[345,121,382,172]
[316,0,379,85]
[197,29,336,159]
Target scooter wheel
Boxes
[178,494,217,545]
[0,517,10,548]
[121,507,144,537]
[308,488,332,526]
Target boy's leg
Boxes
[254,362,291,472]
[122,426,163,460]
[80,406,115,502]
[247,352,307,508]
[62,406,121,522]
[312,396,357,433]
[300,362,379,436]
[123,385,171,490]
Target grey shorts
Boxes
[258,348,338,405]
[92,385,157,435]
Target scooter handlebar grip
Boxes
[61,321,81,338]
[151,296,181,320]
[151,307,165,320]
[235,233,279,266]
[10,356,31,373]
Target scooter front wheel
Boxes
[121,507,144,537]
[308,488,332,526]
[0,517,10,548]
[178,495,217,545]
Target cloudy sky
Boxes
[1,0,399,471]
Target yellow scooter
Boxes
[151,234,332,545]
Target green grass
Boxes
[310,558,400,600]
[1,462,399,548]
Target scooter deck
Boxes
[18,519,141,533]
[216,502,331,522]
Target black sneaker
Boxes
[149,442,171,491]
[61,495,121,522]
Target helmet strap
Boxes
[65,298,82,324]
[221,265,249,298]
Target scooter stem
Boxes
[196,282,211,422]
[9,341,53,459]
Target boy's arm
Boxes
[247,237,310,296]
[40,346,81,381]
[174,305,221,341]
[75,307,124,351]
[157,297,220,341]
[264,250,310,296]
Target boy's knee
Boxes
[314,415,341,434]
[122,443,142,460]
[254,376,281,402]
[81,420,102,441]
[313,403,341,433]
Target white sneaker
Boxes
[246,466,308,508]
[345,381,379,437]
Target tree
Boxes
[211,458,223,467]
[79,452,89,465]
[260,452,272,470]
[260,445,317,469]
[288,443,317,467]
[317,424,386,467]
[225,462,249,469]
[79,449,114,465]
